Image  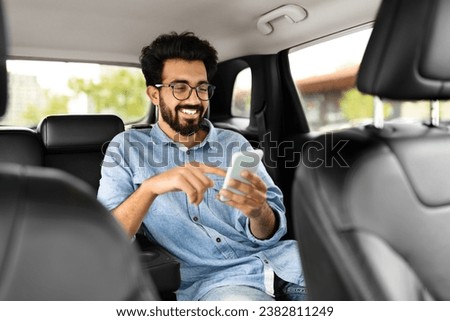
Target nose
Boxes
[184,87,202,104]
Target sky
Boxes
[289,28,372,79]
[6,60,101,95]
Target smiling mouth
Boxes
[179,108,199,115]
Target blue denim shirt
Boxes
[97,119,305,300]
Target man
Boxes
[97,31,306,301]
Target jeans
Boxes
[199,275,307,301]
[274,274,308,301]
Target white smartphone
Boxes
[220,149,264,202]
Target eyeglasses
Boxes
[154,82,215,101]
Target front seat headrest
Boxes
[357,0,450,100]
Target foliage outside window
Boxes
[231,68,251,118]
[289,29,445,132]
[2,61,148,127]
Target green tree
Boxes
[340,88,392,121]
[233,89,251,117]
[22,92,69,125]
[68,69,147,121]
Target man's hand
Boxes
[113,162,226,237]
[217,170,277,239]
[142,161,226,205]
[218,170,267,218]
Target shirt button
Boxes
[264,259,269,264]
[193,216,198,222]
[216,237,221,243]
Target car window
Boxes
[289,29,450,132]
[2,60,148,127]
[231,67,251,118]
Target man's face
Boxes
[151,59,210,137]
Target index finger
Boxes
[187,161,226,177]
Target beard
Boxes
[159,96,206,136]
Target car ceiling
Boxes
[3,0,381,65]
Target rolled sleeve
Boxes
[245,210,287,247]
[97,133,135,211]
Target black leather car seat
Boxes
[292,0,450,300]
[0,128,43,166]
[37,114,124,192]
[0,0,158,300]
[0,164,158,300]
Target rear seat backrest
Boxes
[0,127,43,166]
[37,114,124,192]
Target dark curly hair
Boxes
[140,31,218,86]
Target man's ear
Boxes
[146,86,159,105]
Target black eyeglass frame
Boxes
[154,82,216,101]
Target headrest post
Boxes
[154,105,159,122]
[430,100,440,127]
[373,96,384,129]
[0,0,7,117]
